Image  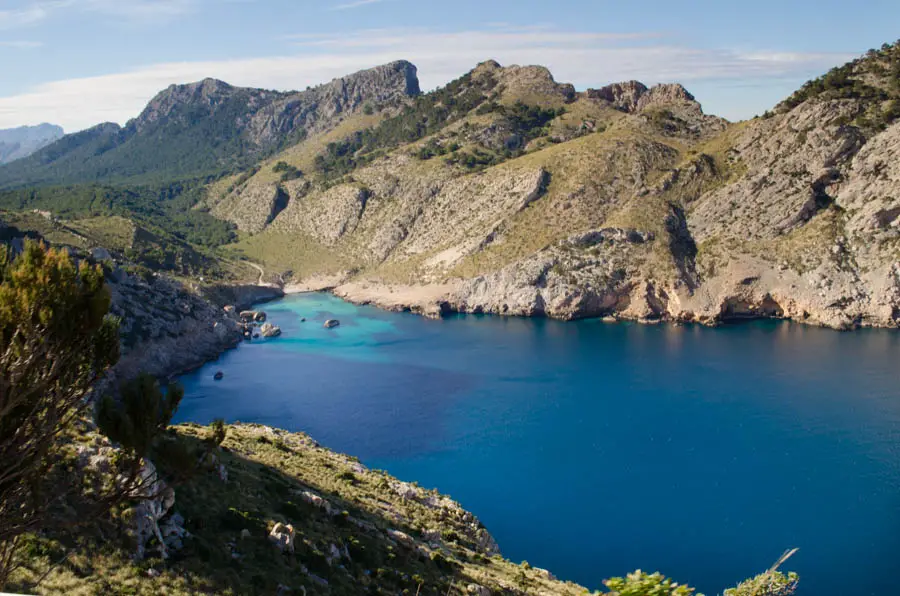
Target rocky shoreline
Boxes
[290,270,900,331]
[109,270,285,382]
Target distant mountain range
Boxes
[0,123,64,165]
[0,61,418,188]
[1,41,900,330]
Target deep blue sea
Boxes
[175,293,900,595]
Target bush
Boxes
[96,374,183,458]
[603,571,699,596]
[207,419,227,447]
[724,571,799,596]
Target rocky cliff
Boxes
[221,43,900,330]
[107,267,284,381]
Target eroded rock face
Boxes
[450,228,654,320]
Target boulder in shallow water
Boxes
[324,319,340,329]
[214,371,224,381]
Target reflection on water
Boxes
[177,294,900,596]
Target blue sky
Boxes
[0,0,898,131]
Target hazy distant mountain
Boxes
[0,123,64,165]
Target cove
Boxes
[175,293,900,595]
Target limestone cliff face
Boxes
[218,46,900,329]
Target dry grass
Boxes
[9,423,591,596]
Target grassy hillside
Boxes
[7,422,797,596]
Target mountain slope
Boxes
[0,123,64,164]
[222,43,900,329]
[0,61,419,188]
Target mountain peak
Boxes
[586,81,698,113]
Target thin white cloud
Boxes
[0,0,195,28]
[331,0,387,10]
[79,0,196,19]
[0,5,49,30]
[0,27,853,131]
[0,40,43,48]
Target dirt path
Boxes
[245,261,267,286]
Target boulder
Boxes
[268,522,295,553]
[90,247,112,261]
[214,371,224,381]
[324,319,340,329]
[261,323,282,338]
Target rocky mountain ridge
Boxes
[0,61,419,188]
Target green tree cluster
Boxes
[0,241,184,586]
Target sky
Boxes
[0,0,898,132]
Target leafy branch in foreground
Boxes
[0,241,119,584]
[0,241,186,588]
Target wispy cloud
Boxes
[0,26,853,131]
[330,0,387,10]
[79,0,196,20]
[0,0,195,29]
[0,40,43,48]
[0,5,49,30]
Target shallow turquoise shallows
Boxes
[176,293,900,595]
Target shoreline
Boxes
[274,277,898,332]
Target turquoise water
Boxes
[176,293,900,595]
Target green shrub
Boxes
[723,571,799,596]
[603,570,700,596]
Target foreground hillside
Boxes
[8,421,796,596]
[213,43,900,330]
[8,423,590,595]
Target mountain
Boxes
[0,123,64,164]
[2,44,899,331]
[0,61,419,188]
[206,43,900,330]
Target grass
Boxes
[229,230,358,280]
[9,423,592,596]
